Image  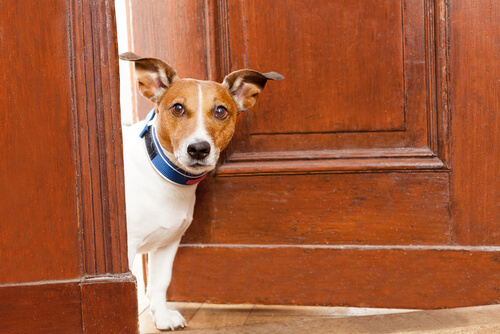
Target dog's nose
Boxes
[187,141,211,160]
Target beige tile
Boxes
[185,303,254,330]
[251,304,417,317]
[245,314,333,325]
[138,302,419,332]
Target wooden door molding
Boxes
[70,0,129,276]
[0,0,137,332]
[215,0,450,175]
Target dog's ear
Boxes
[119,52,178,103]
[222,70,284,113]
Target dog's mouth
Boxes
[183,161,215,174]
[189,163,206,169]
[175,150,219,174]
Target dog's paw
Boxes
[151,305,187,331]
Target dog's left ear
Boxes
[223,70,284,113]
[119,52,178,103]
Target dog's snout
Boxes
[187,141,211,160]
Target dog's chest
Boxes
[136,211,193,254]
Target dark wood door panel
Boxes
[241,0,406,134]
[185,172,451,246]
[222,0,441,172]
[171,246,500,309]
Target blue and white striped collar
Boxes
[140,109,207,186]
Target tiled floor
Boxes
[139,302,417,333]
[138,303,500,333]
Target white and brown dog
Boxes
[119,52,283,330]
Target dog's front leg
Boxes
[147,238,187,330]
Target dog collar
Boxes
[140,109,207,186]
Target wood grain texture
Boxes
[170,246,500,309]
[81,274,139,334]
[129,0,215,119]
[216,157,445,175]
[0,0,80,284]
[185,173,451,245]
[0,0,137,332]
[433,0,452,168]
[0,281,82,334]
[0,274,138,334]
[241,0,405,134]
[450,0,500,244]
[70,0,129,275]
[223,0,441,161]
[127,0,498,310]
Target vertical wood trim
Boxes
[425,0,438,154]
[435,0,451,167]
[203,0,222,82]
[218,0,232,78]
[217,0,246,163]
[70,0,129,275]
[217,0,236,163]
[425,0,451,164]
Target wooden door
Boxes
[128,0,500,309]
[0,1,138,333]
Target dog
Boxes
[119,52,283,330]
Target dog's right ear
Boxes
[119,52,178,103]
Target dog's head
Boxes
[120,52,283,174]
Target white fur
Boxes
[123,120,196,330]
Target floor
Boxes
[133,255,500,333]
[138,303,500,334]
[139,302,417,333]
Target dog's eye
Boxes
[171,103,185,116]
[214,106,228,120]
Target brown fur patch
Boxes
[155,79,239,154]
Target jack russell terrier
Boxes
[119,52,283,330]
